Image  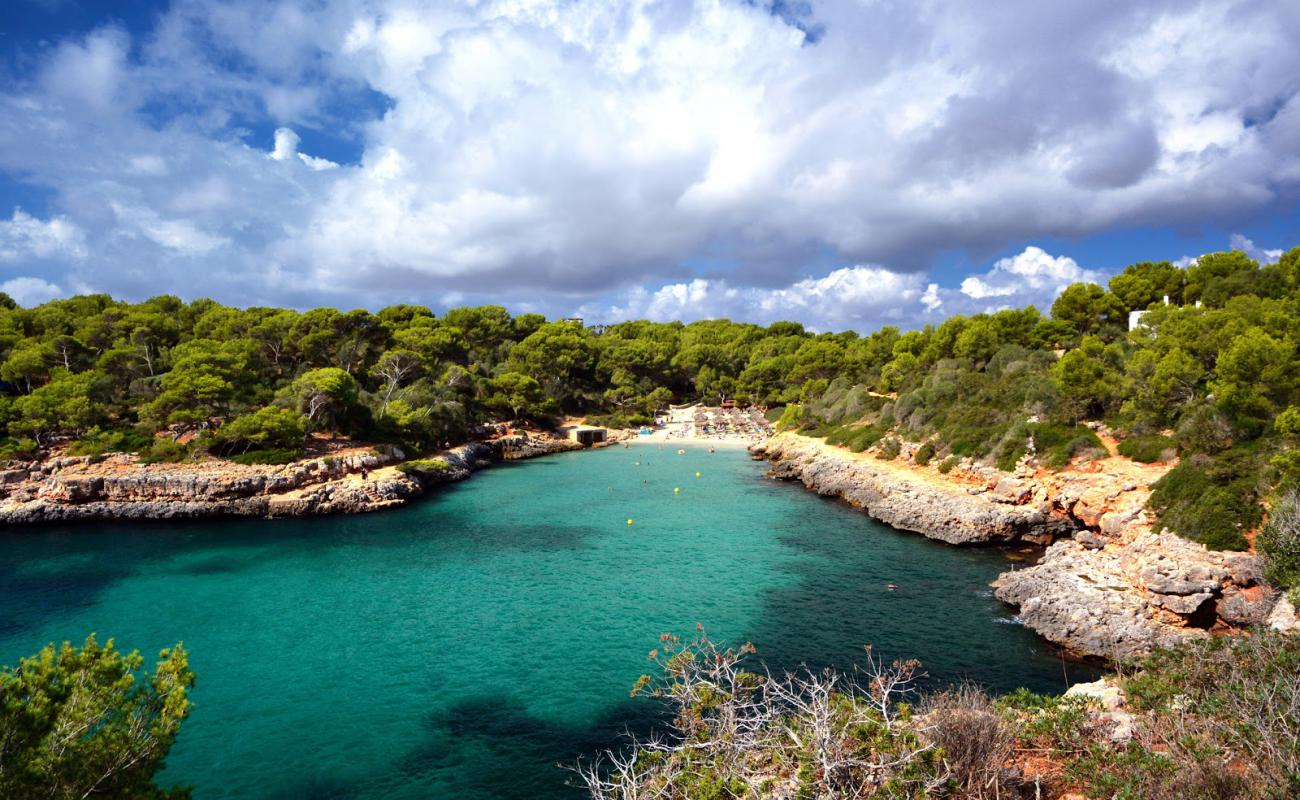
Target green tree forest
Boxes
[2,248,1300,561]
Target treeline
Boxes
[2,247,1300,553]
[783,248,1300,560]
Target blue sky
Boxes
[0,0,1297,330]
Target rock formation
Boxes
[0,433,583,524]
[750,434,1075,545]
[752,431,1296,658]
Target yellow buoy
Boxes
[627,518,634,526]
[695,471,701,478]
[674,487,680,494]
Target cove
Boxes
[0,444,1095,799]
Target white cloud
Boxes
[1229,233,1283,264]
[1,277,64,307]
[582,245,1103,332]
[269,127,338,171]
[960,247,1102,303]
[0,210,88,262]
[0,0,1296,314]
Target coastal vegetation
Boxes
[0,635,193,799]
[579,629,1300,799]
[0,246,1298,559]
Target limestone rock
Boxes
[1269,595,1298,633]
[1218,585,1278,626]
[750,434,1075,545]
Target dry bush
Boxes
[918,684,1015,799]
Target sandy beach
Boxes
[626,404,774,447]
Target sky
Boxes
[0,0,1297,331]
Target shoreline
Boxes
[0,433,585,526]
[750,431,1295,658]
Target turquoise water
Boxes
[0,444,1093,799]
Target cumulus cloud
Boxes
[0,0,1297,315]
[591,266,930,330]
[959,247,1103,305]
[582,246,1100,332]
[1229,233,1284,264]
[0,210,87,262]
[269,128,339,171]
[1,277,64,307]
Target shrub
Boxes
[137,438,192,464]
[230,448,299,465]
[1118,433,1177,463]
[215,407,307,455]
[68,427,153,457]
[1260,489,1300,589]
[937,456,958,474]
[877,436,900,460]
[918,684,1014,798]
[1029,422,1103,469]
[1148,447,1264,550]
[395,457,452,475]
[585,412,652,429]
[0,437,38,462]
[914,441,935,466]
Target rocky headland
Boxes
[751,431,1297,658]
[0,432,585,524]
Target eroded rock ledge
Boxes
[750,433,1076,545]
[0,433,584,524]
[751,432,1295,658]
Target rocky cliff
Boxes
[750,433,1076,545]
[0,433,582,524]
[752,431,1296,658]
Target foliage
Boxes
[1259,489,1300,589]
[215,407,307,455]
[229,448,300,465]
[394,457,453,475]
[1148,447,1266,550]
[913,441,935,466]
[137,438,193,465]
[578,631,946,799]
[67,427,154,457]
[0,634,194,800]
[1117,433,1176,463]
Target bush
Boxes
[230,448,299,465]
[1260,489,1300,589]
[137,438,192,464]
[918,684,1014,798]
[937,456,958,474]
[68,427,153,457]
[1118,433,1177,463]
[215,407,307,455]
[0,437,38,462]
[1148,447,1264,550]
[585,412,652,430]
[1029,422,1103,469]
[914,441,935,466]
[395,457,452,475]
[877,436,900,460]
